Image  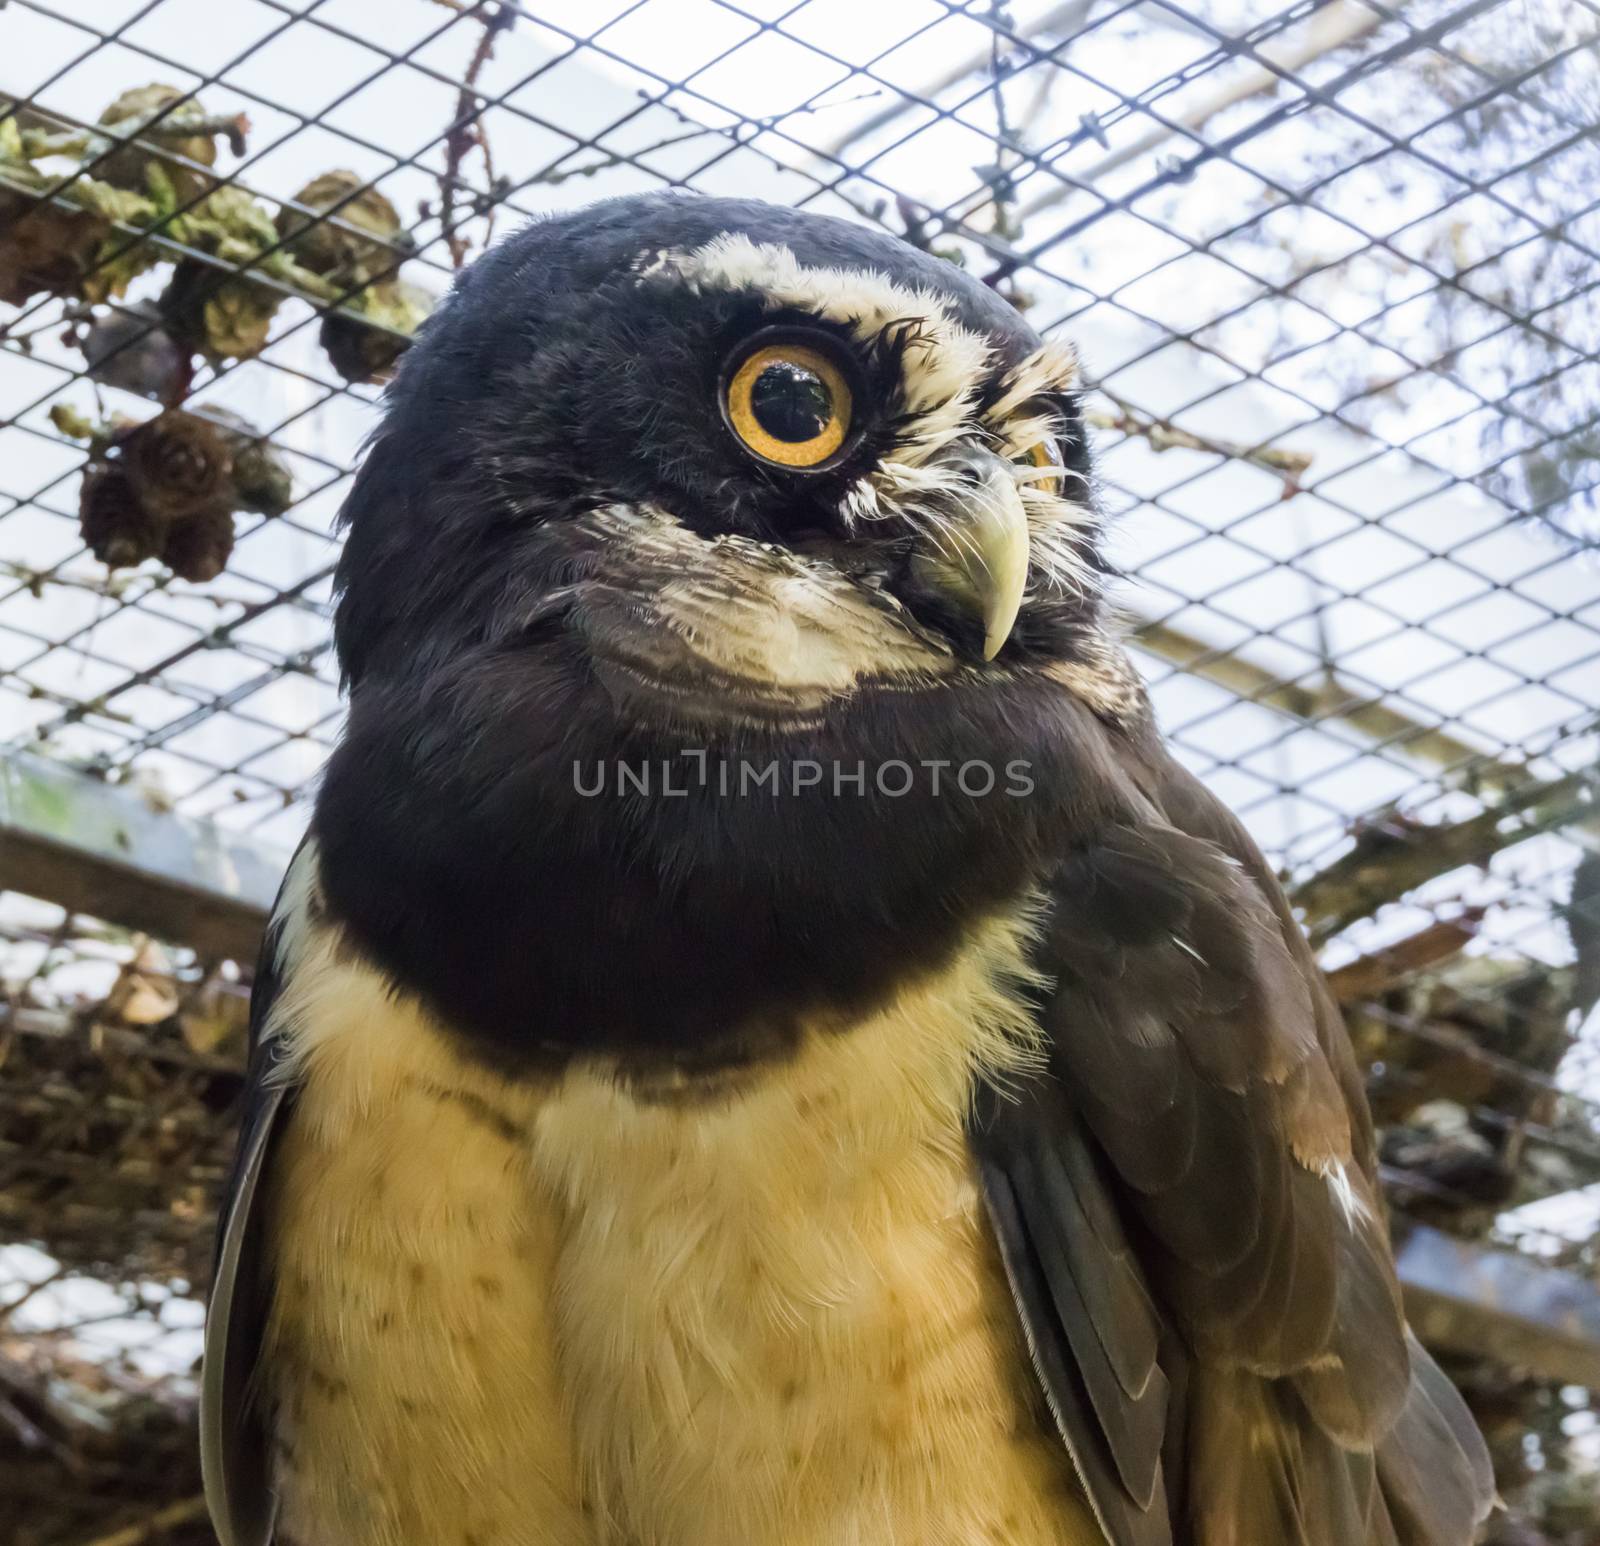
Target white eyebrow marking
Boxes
[640,233,989,442]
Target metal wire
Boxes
[0,0,1597,1532]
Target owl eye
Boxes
[1019,439,1063,497]
[723,337,853,469]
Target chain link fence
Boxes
[0,1,1596,1540]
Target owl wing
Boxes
[201,846,311,1546]
[970,736,1495,1546]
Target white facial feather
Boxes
[981,338,1082,427]
[577,503,955,705]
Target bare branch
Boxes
[1294,770,1597,941]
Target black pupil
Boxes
[750,361,832,443]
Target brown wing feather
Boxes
[974,711,1494,1545]
[1041,820,1352,1377]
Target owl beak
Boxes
[907,443,1031,661]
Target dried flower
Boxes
[158,258,281,363]
[0,193,104,307]
[75,407,291,580]
[276,170,408,287]
[0,86,221,307]
[116,410,234,521]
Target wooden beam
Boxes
[1396,1222,1600,1387]
[1131,617,1517,788]
[0,751,283,963]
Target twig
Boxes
[1089,391,1314,489]
[0,1350,95,1466]
[816,0,1095,161]
[0,1003,242,1074]
[1016,1,1385,221]
[437,2,514,268]
[987,4,1019,243]
[538,129,715,187]
[67,1495,208,1546]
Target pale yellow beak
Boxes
[907,445,1031,661]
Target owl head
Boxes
[333,193,1109,711]
[317,194,1136,1067]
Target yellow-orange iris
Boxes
[725,342,852,468]
[1022,439,1063,496]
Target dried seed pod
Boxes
[79,463,163,570]
[117,410,234,521]
[319,278,433,384]
[75,407,284,580]
[276,170,406,286]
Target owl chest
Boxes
[263,938,1093,1546]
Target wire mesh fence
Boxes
[0,1,1596,1540]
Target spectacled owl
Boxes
[202,193,1494,1546]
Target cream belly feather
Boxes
[263,907,1098,1546]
